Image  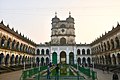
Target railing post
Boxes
[24,61,25,71]
[76,55,79,80]
[38,62,40,80]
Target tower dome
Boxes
[52,12,60,23]
[66,12,74,23]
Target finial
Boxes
[1,20,3,24]
[55,12,57,17]
[69,11,71,17]
[16,30,18,33]
[12,27,14,31]
[112,26,114,29]
[117,21,119,26]
[7,24,9,28]
[105,31,106,34]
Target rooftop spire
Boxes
[69,11,71,17]
[1,20,3,24]
[55,12,57,17]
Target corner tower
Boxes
[51,12,75,45]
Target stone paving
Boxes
[94,69,120,80]
[0,70,22,80]
[0,68,120,80]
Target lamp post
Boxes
[93,62,94,71]
[38,61,40,80]
[76,55,79,80]
[92,58,94,71]
[39,61,40,71]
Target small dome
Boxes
[66,12,74,23]
[52,12,60,23]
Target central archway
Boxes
[60,51,66,64]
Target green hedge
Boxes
[20,66,47,80]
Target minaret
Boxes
[51,12,75,45]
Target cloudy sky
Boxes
[0,0,120,44]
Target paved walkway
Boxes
[0,70,22,80]
[94,69,120,80]
[0,68,120,80]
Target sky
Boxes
[0,0,120,44]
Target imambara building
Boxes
[0,13,120,67]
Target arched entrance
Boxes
[22,56,25,64]
[60,51,66,64]
[87,57,91,66]
[108,54,111,65]
[36,57,40,66]
[82,57,86,65]
[15,55,18,65]
[52,52,57,64]
[112,54,116,65]
[0,53,4,65]
[69,52,74,65]
[117,53,120,64]
[5,54,9,66]
[41,57,44,66]
[46,57,49,65]
[10,55,14,66]
[77,58,81,65]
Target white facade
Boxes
[35,45,91,65]
[35,13,92,66]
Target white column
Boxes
[74,46,77,64]
[50,53,52,63]
[57,47,60,64]
[50,46,52,63]
[67,47,69,64]
[57,54,60,64]
[44,57,46,65]
[67,55,69,64]
[115,54,119,65]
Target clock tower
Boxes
[51,12,75,45]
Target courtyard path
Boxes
[94,68,120,80]
[0,70,22,80]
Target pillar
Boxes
[4,40,8,48]
[67,55,69,64]
[67,47,69,64]
[57,54,60,64]
[44,57,46,65]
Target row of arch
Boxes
[52,51,91,65]
[92,37,119,54]
[0,35,35,54]
[36,48,90,55]
[36,49,49,55]
[36,57,49,66]
[93,53,120,65]
[36,57,91,65]
[0,53,33,66]
[77,49,90,55]
[77,57,91,65]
